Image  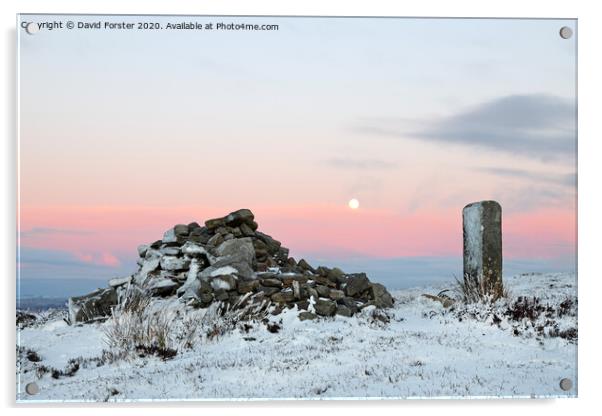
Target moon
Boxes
[348,198,360,210]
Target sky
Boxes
[17,16,577,296]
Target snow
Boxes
[16,272,577,402]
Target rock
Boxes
[336,305,353,317]
[316,266,330,277]
[214,289,229,302]
[162,227,182,244]
[212,238,255,279]
[189,227,211,244]
[238,279,260,294]
[463,200,503,299]
[160,256,190,271]
[316,285,331,298]
[188,221,201,230]
[224,208,255,227]
[261,278,283,288]
[68,287,117,323]
[199,292,214,306]
[298,311,317,321]
[254,232,282,253]
[370,283,394,308]
[180,241,210,259]
[257,286,280,297]
[205,216,226,230]
[314,299,337,317]
[206,233,224,248]
[239,222,255,237]
[339,297,360,314]
[133,257,160,285]
[174,224,190,236]
[307,287,318,300]
[149,279,179,296]
[160,246,180,256]
[295,300,310,311]
[328,268,346,284]
[345,273,370,297]
[137,244,149,258]
[292,280,301,300]
[271,290,295,303]
[329,289,345,301]
[297,259,315,273]
[108,276,131,288]
[280,274,309,286]
[211,275,237,291]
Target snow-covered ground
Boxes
[16,272,577,402]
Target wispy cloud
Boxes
[20,227,95,238]
[356,94,576,160]
[324,158,397,170]
[18,247,121,268]
[477,167,577,188]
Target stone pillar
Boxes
[462,200,503,299]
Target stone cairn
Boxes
[68,209,394,323]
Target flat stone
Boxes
[345,273,370,297]
[257,286,280,296]
[261,278,283,288]
[174,224,190,236]
[211,275,237,291]
[160,246,180,256]
[314,299,337,317]
[137,244,149,258]
[68,287,117,323]
[108,276,131,288]
[160,256,190,271]
[271,290,295,303]
[149,279,179,296]
[316,285,331,298]
[224,208,255,227]
[329,289,345,301]
[238,279,260,294]
[336,305,353,317]
[298,311,317,321]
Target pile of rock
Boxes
[68,209,394,323]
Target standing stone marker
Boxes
[462,200,503,299]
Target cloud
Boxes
[20,227,95,238]
[356,94,576,160]
[324,158,397,170]
[18,247,121,268]
[477,167,577,188]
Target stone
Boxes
[224,208,255,227]
[462,200,503,299]
[257,286,280,296]
[280,274,309,287]
[205,216,227,230]
[329,289,345,301]
[271,290,295,303]
[298,311,317,321]
[314,299,337,317]
[174,224,190,236]
[68,287,117,323]
[316,285,331,298]
[108,276,131,288]
[369,283,394,308]
[345,273,370,297]
[316,266,330,277]
[160,246,180,256]
[336,305,353,317]
[199,292,214,306]
[238,279,260,294]
[214,289,229,302]
[188,221,202,230]
[180,241,210,259]
[162,227,183,244]
[211,275,237,291]
[254,232,282,253]
[160,256,190,271]
[261,278,283,288]
[239,222,255,237]
[149,279,179,296]
[295,300,310,311]
[133,257,160,285]
[339,297,359,314]
[297,259,315,273]
[206,233,224,248]
[307,287,318,300]
[328,267,346,284]
[137,244,149,258]
[292,280,301,300]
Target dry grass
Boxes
[454,272,507,304]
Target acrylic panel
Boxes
[16,15,577,401]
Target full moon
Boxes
[348,198,360,210]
